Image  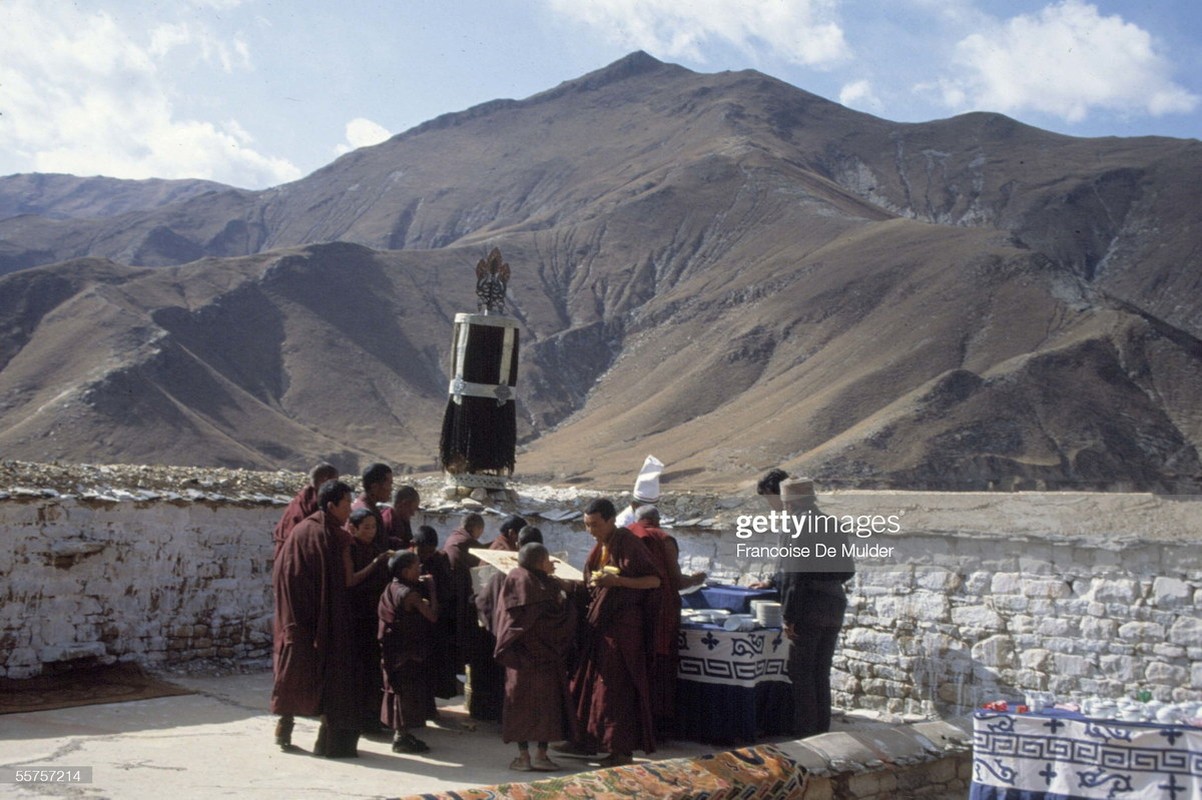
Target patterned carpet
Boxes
[402,745,807,800]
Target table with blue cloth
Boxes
[971,708,1202,799]
[681,583,779,613]
[674,622,793,745]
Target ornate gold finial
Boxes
[475,247,510,314]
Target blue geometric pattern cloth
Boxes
[677,625,790,688]
[970,710,1202,799]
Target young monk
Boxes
[343,508,394,736]
[493,542,577,772]
[378,551,438,754]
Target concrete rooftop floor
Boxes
[0,669,866,799]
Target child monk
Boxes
[493,542,577,771]
[378,551,437,754]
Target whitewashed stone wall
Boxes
[2,489,1199,720]
[0,496,277,678]
[661,491,1202,716]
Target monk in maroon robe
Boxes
[444,513,503,720]
[379,550,438,753]
[488,514,527,552]
[494,543,577,772]
[272,463,338,561]
[414,524,460,699]
[566,498,661,767]
[343,508,395,736]
[270,479,361,757]
[352,462,393,533]
[380,485,420,549]
[626,505,706,739]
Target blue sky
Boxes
[1,0,1199,190]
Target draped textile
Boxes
[271,485,319,560]
[270,510,356,724]
[493,567,578,744]
[571,527,658,755]
[378,579,435,729]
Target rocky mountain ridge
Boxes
[0,52,1199,491]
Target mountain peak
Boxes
[533,51,684,102]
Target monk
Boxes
[444,513,502,720]
[379,550,438,753]
[414,525,460,699]
[343,508,395,736]
[381,485,420,549]
[272,463,338,561]
[352,462,392,530]
[488,514,527,551]
[494,542,577,772]
[626,505,706,739]
[563,497,660,767]
[270,479,361,757]
[477,526,544,636]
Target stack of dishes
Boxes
[754,601,783,628]
[723,614,756,631]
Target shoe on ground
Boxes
[392,733,431,754]
[598,753,633,768]
[552,741,599,757]
[509,756,533,771]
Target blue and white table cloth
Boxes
[971,710,1202,799]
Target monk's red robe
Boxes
[488,532,518,551]
[445,527,503,720]
[378,579,435,730]
[272,485,318,560]
[270,510,357,726]
[626,520,679,729]
[443,528,484,670]
[494,566,577,744]
[571,527,658,755]
[379,506,414,549]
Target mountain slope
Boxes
[0,52,1198,490]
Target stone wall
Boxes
[0,495,277,678]
[2,488,1199,719]
[666,491,1202,716]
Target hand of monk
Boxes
[593,572,621,588]
[783,622,798,641]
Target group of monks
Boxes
[269,461,705,770]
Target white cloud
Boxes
[0,1,299,188]
[839,79,882,112]
[334,118,392,156]
[932,0,1198,122]
[543,0,849,67]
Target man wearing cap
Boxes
[774,478,854,738]
[615,455,663,528]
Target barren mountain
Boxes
[0,52,1199,491]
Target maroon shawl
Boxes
[626,520,679,656]
[272,485,318,559]
[572,527,658,754]
[270,510,348,717]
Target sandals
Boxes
[509,757,533,772]
[530,755,560,771]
